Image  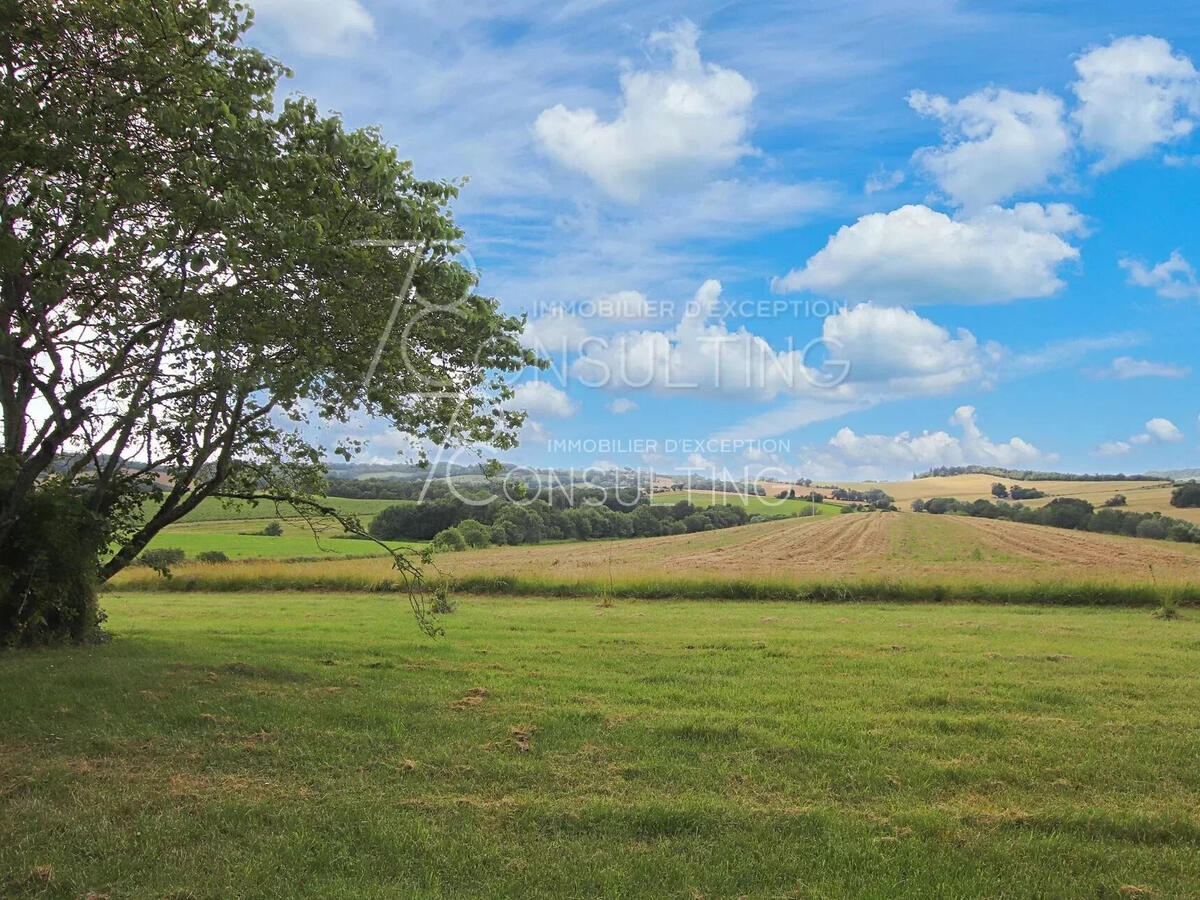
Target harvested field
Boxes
[113,511,1200,593]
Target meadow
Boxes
[3,592,1199,897]
[650,489,842,518]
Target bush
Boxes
[1010,485,1046,501]
[910,498,925,512]
[260,521,284,537]
[136,547,187,576]
[456,519,491,549]
[1103,494,1127,507]
[991,482,1008,499]
[430,527,467,552]
[1135,518,1168,540]
[0,468,108,647]
[197,550,229,563]
[1171,483,1200,508]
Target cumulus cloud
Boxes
[1120,250,1200,301]
[608,398,638,414]
[1092,416,1185,455]
[1072,35,1200,171]
[570,281,1003,407]
[908,88,1071,210]
[1145,417,1185,442]
[508,381,578,419]
[773,203,1082,305]
[802,406,1052,480]
[250,0,374,57]
[1092,356,1191,379]
[534,20,755,201]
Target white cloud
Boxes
[864,167,906,194]
[534,20,755,202]
[608,398,638,414]
[521,306,591,353]
[1094,440,1133,458]
[571,282,1002,407]
[773,203,1082,305]
[509,381,578,419]
[1145,417,1184,442]
[908,87,1071,210]
[802,406,1052,480]
[250,0,374,57]
[1093,356,1191,379]
[1120,250,1200,301]
[1093,416,1184,455]
[1072,35,1200,171]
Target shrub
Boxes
[1103,494,1127,507]
[1135,518,1168,540]
[261,521,284,537]
[0,468,108,647]
[1010,485,1046,500]
[910,498,925,512]
[457,519,491,549]
[1171,483,1200,508]
[430,527,467,552]
[136,547,187,576]
[197,550,229,563]
[991,482,1008,499]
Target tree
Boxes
[910,498,925,513]
[991,482,1008,499]
[0,1,537,645]
[1171,483,1200,508]
[456,519,491,549]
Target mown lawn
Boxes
[3,594,1199,898]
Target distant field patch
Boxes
[651,490,841,518]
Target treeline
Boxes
[912,496,1200,543]
[916,465,1158,482]
[830,488,895,509]
[331,477,642,508]
[370,498,775,549]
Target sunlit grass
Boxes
[2,593,1199,897]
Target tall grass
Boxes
[108,561,1199,607]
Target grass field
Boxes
[651,489,842,518]
[3,592,1199,897]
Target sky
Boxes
[247,0,1200,481]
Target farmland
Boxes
[651,489,841,518]
[4,592,1200,898]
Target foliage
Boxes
[1171,482,1200,508]
[430,527,467,552]
[196,550,229,564]
[917,494,1200,543]
[260,521,284,537]
[991,482,1008,499]
[1008,485,1047,501]
[1103,494,1127,507]
[134,548,187,577]
[0,465,108,646]
[456,519,492,549]
[0,0,536,643]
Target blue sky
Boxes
[249,0,1200,480]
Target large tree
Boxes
[0,0,537,645]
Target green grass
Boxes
[140,530,419,561]
[157,495,402,524]
[3,593,1200,897]
[652,489,841,517]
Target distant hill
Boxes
[1148,468,1200,481]
[914,465,1159,483]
